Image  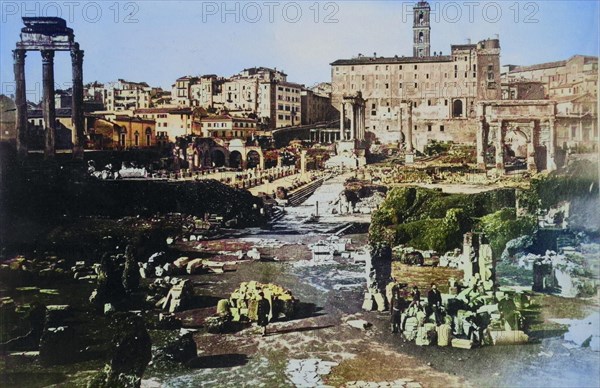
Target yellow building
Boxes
[199,115,258,140]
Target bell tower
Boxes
[413,1,431,57]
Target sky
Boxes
[1,0,598,100]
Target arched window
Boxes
[120,132,126,147]
[145,127,152,146]
[134,131,139,146]
[452,100,463,117]
[419,32,424,43]
[419,12,424,25]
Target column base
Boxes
[405,153,415,164]
[72,145,84,159]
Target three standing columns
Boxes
[14,46,85,158]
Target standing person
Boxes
[427,283,443,325]
[257,292,271,337]
[390,286,405,334]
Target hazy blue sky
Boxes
[1,0,598,99]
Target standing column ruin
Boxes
[406,101,414,153]
[71,46,85,159]
[14,17,86,158]
[495,121,505,174]
[339,102,346,140]
[41,50,56,158]
[547,119,557,171]
[527,121,537,172]
[349,103,355,141]
[476,118,486,169]
[13,49,28,157]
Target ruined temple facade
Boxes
[331,1,501,148]
[13,17,85,158]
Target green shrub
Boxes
[478,208,537,258]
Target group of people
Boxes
[390,283,444,335]
[390,282,489,346]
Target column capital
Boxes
[13,49,26,63]
[71,49,84,63]
[41,50,55,63]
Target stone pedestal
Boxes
[405,152,415,164]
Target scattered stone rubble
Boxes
[364,233,531,349]
[221,281,297,323]
[146,277,194,313]
[285,358,339,387]
[309,236,351,262]
[344,379,422,388]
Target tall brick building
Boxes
[331,0,501,149]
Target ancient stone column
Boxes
[546,119,557,171]
[349,103,355,141]
[476,118,486,169]
[527,121,537,172]
[358,104,364,141]
[406,101,414,153]
[300,150,307,176]
[71,47,85,158]
[13,49,28,157]
[495,121,505,174]
[339,102,345,140]
[41,50,56,158]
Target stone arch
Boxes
[505,128,528,158]
[210,149,226,167]
[452,99,463,117]
[230,150,243,168]
[246,150,261,169]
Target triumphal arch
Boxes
[14,17,84,158]
[476,101,558,174]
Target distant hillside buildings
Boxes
[502,55,598,149]
[76,67,335,149]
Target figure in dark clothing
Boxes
[427,283,443,325]
[408,285,421,308]
[257,292,271,336]
[390,287,406,333]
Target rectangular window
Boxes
[427,125,432,132]
[440,125,445,132]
